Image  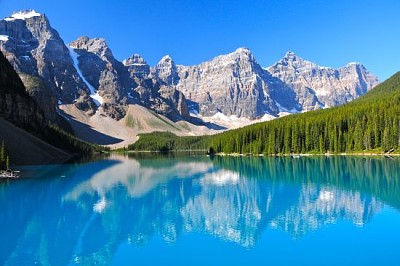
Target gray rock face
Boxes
[0,49,44,129]
[0,10,380,127]
[153,55,180,85]
[0,11,96,121]
[124,54,150,79]
[267,51,380,110]
[69,36,133,119]
[0,11,190,123]
[154,48,298,118]
[124,55,190,120]
[152,48,379,118]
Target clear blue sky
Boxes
[0,0,399,80]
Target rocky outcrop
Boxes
[0,49,44,129]
[155,48,298,118]
[124,55,190,120]
[69,36,133,119]
[153,55,180,85]
[0,50,72,164]
[0,10,95,121]
[0,11,191,123]
[0,10,380,129]
[267,51,380,110]
[124,54,150,79]
[151,49,379,119]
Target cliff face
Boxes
[152,49,379,119]
[69,36,132,119]
[0,11,95,121]
[0,11,191,123]
[0,10,380,139]
[0,50,71,164]
[267,52,380,110]
[0,49,44,129]
[151,48,297,118]
[123,53,190,120]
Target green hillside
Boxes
[0,50,107,166]
[128,131,210,152]
[129,71,400,155]
[208,71,400,154]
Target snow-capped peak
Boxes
[0,35,9,42]
[270,51,320,70]
[284,50,296,57]
[283,50,302,61]
[346,62,361,67]
[4,10,42,21]
[124,54,147,66]
[160,55,173,62]
[235,47,251,54]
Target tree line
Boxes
[207,72,400,155]
[129,71,400,155]
[43,124,109,154]
[128,131,210,152]
[0,141,10,170]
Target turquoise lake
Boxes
[1,154,400,265]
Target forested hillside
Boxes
[130,72,400,155]
[207,72,400,154]
[128,132,210,152]
[0,50,106,164]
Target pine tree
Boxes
[354,121,363,151]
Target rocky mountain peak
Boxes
[123,54,148,66]
[273,51,318,70]
[343,62,364,70]
[154,55,179,85]
[233,47,252,57]
[4,10,42,22]
[0,11,95,121]
[219,47,255,62]
[201,47,260,75]
[283,50,297,58]
[267,52,380,111]
[69,36,113,59]
[125,54,150,79]
[169,47,290,118]
[159,54,173,64]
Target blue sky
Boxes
[0,0,399,80]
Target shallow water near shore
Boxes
[1,153,400,265]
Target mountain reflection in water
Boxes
[0,154,399,265]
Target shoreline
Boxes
[111,149,399,157]
[213,152,400,157]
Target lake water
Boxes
[1,154,400,265]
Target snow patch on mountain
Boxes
[0,35,9,42]
[68,46,104,106]
[5,10,41,21]
[276,102,300,114]
[260,114,277,121]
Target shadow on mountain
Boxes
[188,116,227,130]
[58,109,123,145]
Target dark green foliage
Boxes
[0,140,10,170]
[0,50,104,156]
[129,72,400,154]
[128,131,210,152]
[203,72,400,154]
[43,124,109,154]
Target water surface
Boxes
[1,154,400,265]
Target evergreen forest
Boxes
[130,71,400,155]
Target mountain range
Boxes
[0,10,379,148]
